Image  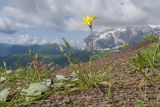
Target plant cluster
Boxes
[0,50,54,106]
[59,38,112,90]
[0,35,112,106]
[130,43,160,80]
[130,39,160,104]
[141,34,159,44]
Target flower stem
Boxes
[89,25,94,53]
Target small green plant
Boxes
[0,50,54,106]
[130,39,160,106]
[107,79,113,101]
[138,80,148,101]
[136,100,146,107]
[123,43,129,49]
[130,43,160,80]
[156,94,160,103]
[59,38,112,90]
[28,49,54,82]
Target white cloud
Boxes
[0,17,16,33]
[130,0,160,24]
[0,34,84,46]
[0,0,160,34]
[0,35,49,45]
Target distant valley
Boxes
[0,43,90,68]
[0,25,160,68]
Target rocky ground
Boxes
[24,43,160,107]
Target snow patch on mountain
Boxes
[148,25,160,29]
[84,25,160,50]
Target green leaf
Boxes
[62,38,70,48]
[52,82,64,88]
[59,45,65,53]
[6,70,12,74]
[25,90,42,102]
[28,83,49,93]
[64,79,79,88]
[56,75,66,81]
[0,77,6,83]
[42,79,52,87]
[0,88,10,102]
[21,83,49,102]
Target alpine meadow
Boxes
[1,0,160,107]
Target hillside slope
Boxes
[0,43,90,68]
[29,42,159,107]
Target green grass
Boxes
[60,38,113,90]
[92,50,112,58]
[0,64,53,105]
[130,36,160,104]
[141,34,159,43]
[1,36,160,106]
[0,38,112,106]
[130,43,160,80]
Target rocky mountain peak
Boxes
[84,25,160,50]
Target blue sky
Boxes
[0,0,160,45]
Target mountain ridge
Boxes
[0,43,90,68]
[84,25,160,50]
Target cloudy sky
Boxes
[0,0,160,45]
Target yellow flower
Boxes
[81,15,97,26]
